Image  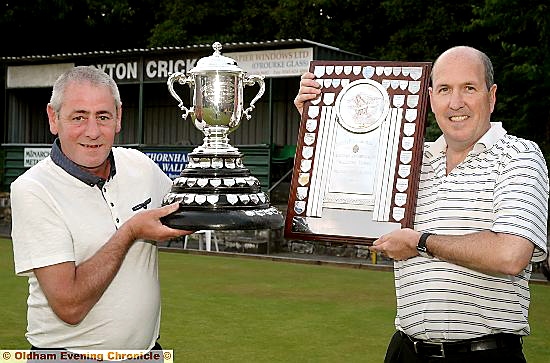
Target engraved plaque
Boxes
[285,60,431,244]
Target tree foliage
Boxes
[0,0,159,55]
[470,0,550,156]
[0,0,549,160]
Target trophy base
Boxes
[161,147,284,231]
[161,206,284,231]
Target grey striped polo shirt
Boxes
[394,122,549,341]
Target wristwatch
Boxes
[416,232,434,258]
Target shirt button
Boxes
[110,203,114,207]
[116,218,120,223]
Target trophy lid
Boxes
[190,42,243,74]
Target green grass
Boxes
[1,239,549,362]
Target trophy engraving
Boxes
[161,42,284,231]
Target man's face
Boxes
[429,50,497,150]
[47,81,121,176]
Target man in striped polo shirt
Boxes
[295,46,548,362]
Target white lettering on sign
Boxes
[24,148,51,167]
[95,62,138,80]
[92,59,199,81]
[89,48,311,81]
[145,151,189,179]
[225,48,313,77]
[9,47,316,87]
[145,59,195,79]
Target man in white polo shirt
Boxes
[294,46,548,362]
[10,66,191,355]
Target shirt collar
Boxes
[50,138,116,188]
[425,122,507,159]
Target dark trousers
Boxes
[384,331,527,363]
[28,341,165,362]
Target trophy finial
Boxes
[212,42,222,55]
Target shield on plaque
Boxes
[300,159,312,172]
[362,66,375,79]
[323,92,335,105]
[392,207,405,221]
[294,201,306,214]
[405,109,417,122]
[314,65,325,78]
[306,119,318,132]
[403,123,416,136]
[401,137,414,150]
[400,150,413,164]
[298,173,310,186]
[296,187,308,200]
[409,67,423,80]
[308,106,320,118]
[394,193,407,207]
[302,146,314,159]
[392,94,405,108]
[390,80,399,89]
[408,81,421,94]
[407,95,419,108]
[396,178,409,192]
[398,164,411,178]
[304,132,316,146]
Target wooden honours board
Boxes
[285,60,432,244]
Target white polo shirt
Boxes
[394,122,549,341]
[11,145,173,350]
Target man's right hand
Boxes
[122,202,193,243]
[294,72,321,116]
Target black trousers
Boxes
[384,331,527,363]
[28,341,165,362]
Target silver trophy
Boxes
[161,42,284,231]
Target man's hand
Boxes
[369,228,421,261]
[122,202,193,242]
[294,72,321,116]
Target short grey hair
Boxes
[49,66,121,114]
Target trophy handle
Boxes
[242,75,265,120]
[167,72,194,119]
